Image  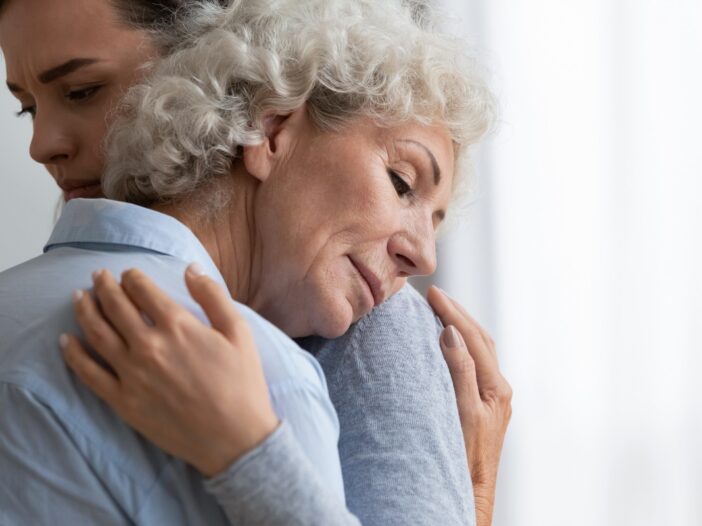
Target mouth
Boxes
[57,180,103,201]
[348,256,385,308]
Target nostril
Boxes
[49,153,70,163]
[396,254,415,268]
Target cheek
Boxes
[81,102,115,172]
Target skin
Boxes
[1,0,511,522]
[0,0,158,200]
[158,108,454,339]
[58,105,459,472]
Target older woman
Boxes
[0,0,510,524]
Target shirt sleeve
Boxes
[205,421,361,526]
[299,284,476,526]
[0,382,131,525]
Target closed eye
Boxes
[15,106,36,119]
[67,85,103,102]
[388,169,412,197]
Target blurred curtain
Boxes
[433,1,702,525]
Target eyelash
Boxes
[388,169,412,197]
[67,85,102,102]
[14,85,104,120]
[15,107,35,119]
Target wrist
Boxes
[199,413,280,478]
[473,480,496,526]
[474,489,494,526]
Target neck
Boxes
[152,166,260,303]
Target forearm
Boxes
[205,421,361,526]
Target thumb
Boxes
[184,263,247,343]
[440,325,482,411]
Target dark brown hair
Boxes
[109,0,225,51]
[0,1,227,52]
[111,0,183,28]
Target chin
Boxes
[309,291,355,339]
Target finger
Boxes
[120,268,186,328]
[72,288,127,371]
[428,286,500,386]
[440,325,481,409]
[60,333,120,402]
[92,269,151,344]
[184,263,247,343]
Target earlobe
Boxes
[242,142,272,183]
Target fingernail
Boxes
[441,325,463,349]
[72,289,84,302]
[59,333,69,349]
[187,262,206,277]
[92,269,103,282]
[438,287,450,298]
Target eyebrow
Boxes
[398,139,441,185]
[7,58,101,93]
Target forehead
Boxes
[0,0,141,74]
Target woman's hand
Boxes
[60,265,279,478]
[427,286,512,526]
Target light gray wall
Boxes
[0,54,61,273]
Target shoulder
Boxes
[302,284,441,358]
[361,282,442,339]
[300,283,452,409]
[302,283,443,375]
[232,301,330,394]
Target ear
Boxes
[243,104,308,183]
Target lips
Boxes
[348,256,385,307]
[57,179,103,201]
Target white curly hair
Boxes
[102,0,496,207]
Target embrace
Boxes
[0,0,511,524]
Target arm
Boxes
[63,267,361,525]
[299,284,474,525]
[204,420,355,525]
[302,284,513,526]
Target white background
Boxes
[435,1,702,525]
[2,1,701,524]
[0,58,59,271]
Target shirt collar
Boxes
[44,198,224,282]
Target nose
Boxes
[29,110,76,166]
[388,215,437,277]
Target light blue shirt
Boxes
[0,198,344,525]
